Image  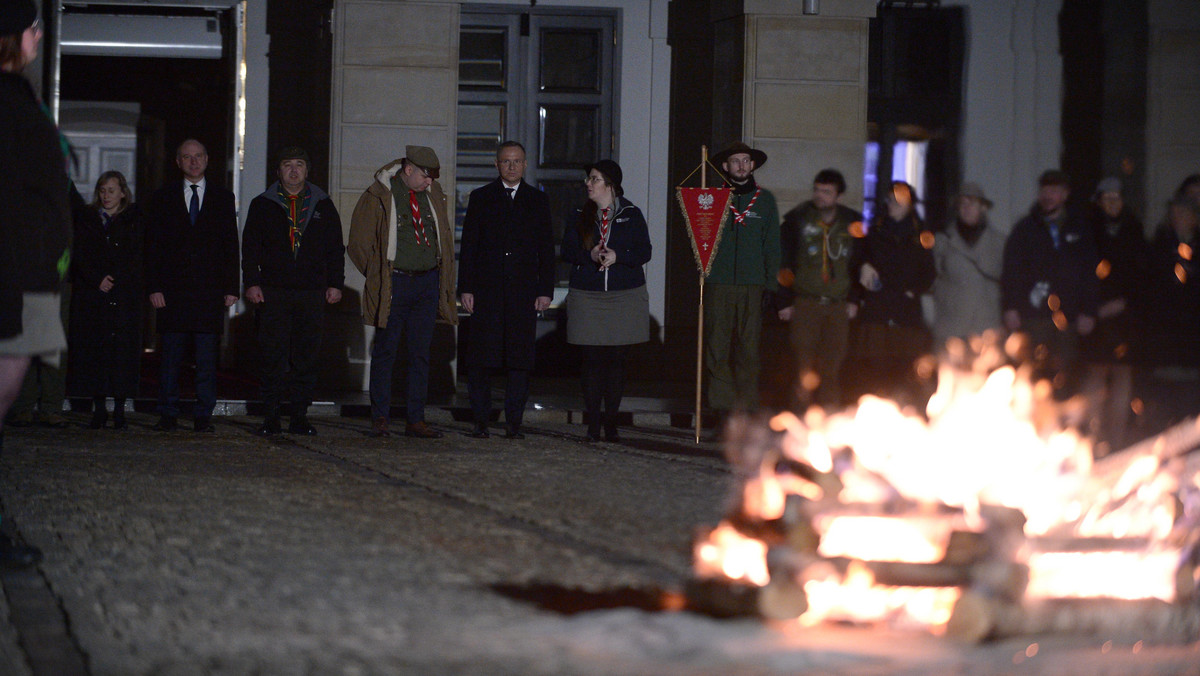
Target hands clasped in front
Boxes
[590,244,616,270]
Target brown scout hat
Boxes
[711,141,768,170]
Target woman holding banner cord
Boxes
[561,160,652,442]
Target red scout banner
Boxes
[675,186,733,278]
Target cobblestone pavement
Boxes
[0,409,1198,675]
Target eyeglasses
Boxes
[584,176,606,185]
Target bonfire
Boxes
[691,332,1200,643]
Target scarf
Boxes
[279,185,312,258]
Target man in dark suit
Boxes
[144,139,240,433]
[457,141,555,438]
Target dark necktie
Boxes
[506,187,515,201]
[189,184,200,225]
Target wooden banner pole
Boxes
[695,145,708,444]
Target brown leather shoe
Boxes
[404,421,443,439]
[370,417,390,437]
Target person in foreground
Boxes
[561,160,651,442]
[0,0,72,567]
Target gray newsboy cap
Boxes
[405,145,440,179]
[959,182,993,208]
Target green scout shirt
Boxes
[391,177,439,273]
[706,183,781,290]
[782,201,862,301]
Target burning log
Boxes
[946,590,1200,644]
[1089,416,1200,485]
[684,575,808,620]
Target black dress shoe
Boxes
[503,427,525,440]
[88,409,108,429]
[193,417,215,433]
[152,415,178,431]
[288,417,317,436]
[585,433,601,443]
[468,426,490,439]
[111,410,127,430]
[603,427,620,443]
[256,417,281,437]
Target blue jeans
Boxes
[369,269,438,423]
[158,332,218,418]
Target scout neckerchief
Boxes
[599,206,612,246]
[279,184,312,258]
[730,187,761,226]
[409,190,431,246]
[819,215,835,283]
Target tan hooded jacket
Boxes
[347,159,458,328]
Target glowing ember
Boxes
[694,522,769,586]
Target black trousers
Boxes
[469,366,530,430]
[581,345,628,435]
[257,287,325,416]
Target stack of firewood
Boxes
[688,413,1200,644]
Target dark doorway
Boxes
[58,4,240,195]
[867,4,966,229]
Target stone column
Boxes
[738,0,875,209]
[329,1,460,394]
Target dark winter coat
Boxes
[1145,223,1200,367]
[561,197,652,292]
[1001,205,1099,324]
[1084,206,1147,362]
[68,205,144,397]
[242,182,345,292]
[0,71,73,337]
[850,213,936,328]
[457,178,555,370]
[143,180,240,334]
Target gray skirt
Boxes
[0,292,67,366]
[566,285,650,346]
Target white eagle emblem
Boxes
[698,193,714,210]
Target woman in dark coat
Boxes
[1081,178,1147,450]
[849,180,936,404]
[1146,197,1200,368]
[561,159,652,442]
[69,171,144,428]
